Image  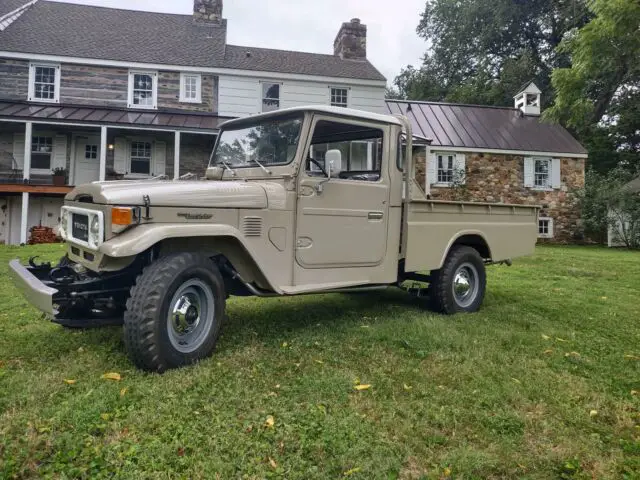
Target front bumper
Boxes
[9,259,59,317]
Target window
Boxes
[534,158,551,189]
[437,153,454,184]
[330,87,348,108]
[538,217,554,239]
[262,83,280,112]
[128,71,157,109]
[85,145,98,160]
[130,141,152,174]
[180,73,202,103]
[31,136,53,170]
[28,63,60,103]
[307,120,383,182]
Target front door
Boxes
[74,137,101,186]
[295,117,390,269]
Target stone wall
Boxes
[0,58,218,112]
[334,18,367,59]
[413,150,586,242]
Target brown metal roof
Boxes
[386,100,587,156]
[0,101,229,132]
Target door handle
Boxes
[368,212,384,220]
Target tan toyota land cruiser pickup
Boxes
[10,106,538,372]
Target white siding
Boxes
[218,75,260,117]
[349,85,386,113]
[217,75,386,117]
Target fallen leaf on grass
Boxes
[100,413,111,421]
[354,384,371,391]
[565,352,581,358]
[511,378,521,384]
[631,390,638,396]
[264,415,275,428]
[268,457,277,469]
[589,410,598,417]
[556,338,568,343]
[314,360,324,365]
[101,372,121,381]
[600,296,608,300]
[281,342,288,348]
[120,388,128,397]
[344,467,361,476]
[77,347,84,353]
[403,384,413,391]
[63,379,77,385]
[443,467,452,476]
[541,334,551,340]
[543,349,554,355]
[177,447,185,457]
[624,355,640,361]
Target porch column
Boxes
[99,126,107,182]
[20,122,33,244]
[23,121,32,180]
[174,131,181,180]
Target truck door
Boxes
[295,117,390,268]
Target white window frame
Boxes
[538,217,554,239]
[179,73,202,103]
[261,81,281,113]
[128,139,153,177]
[330,87,349,108]
[128,70,158,109]
[30,134,54,174]
[435,152,455,186]
[533,157,552,190]
[28,63,61,103]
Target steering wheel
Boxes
[308,157,328,177]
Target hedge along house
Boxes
[0,0,386,245]
[386,82,588,242]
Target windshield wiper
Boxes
[250,158,272,175]
[218,160,237,177]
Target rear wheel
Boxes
[428,246,486,314]
[124,253,225,372]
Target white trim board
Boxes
[428,145,588,159]
[0,51,387,88]
[0,118,219,135]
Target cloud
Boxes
[54,0,426,83]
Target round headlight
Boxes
[90,216,100,235]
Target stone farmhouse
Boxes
[0,1,586,245]
[388,82,588,242]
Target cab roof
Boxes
[219,105,403,130]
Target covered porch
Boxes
[0,101,227,244]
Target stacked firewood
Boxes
[29,226,58,245]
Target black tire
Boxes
[428,246,486,314]
[124,253,225,372]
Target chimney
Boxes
[194,0,223,24]
[514,81,542,116]
[334,18,367,60]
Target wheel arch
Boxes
[439,231,492,268]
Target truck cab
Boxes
[10,106,538,372]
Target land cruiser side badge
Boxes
[178,213,214,220]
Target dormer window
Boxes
[128,71,158,109]
[28,63,60,103]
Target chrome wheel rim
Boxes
[167,279,215,354]
[452,263,479,308]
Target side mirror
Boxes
[325,149,342,178]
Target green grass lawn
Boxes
[0,245,639,479]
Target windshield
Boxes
[211,115,303,168]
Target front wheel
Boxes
[124,253,225,372]
[428,246,486,314]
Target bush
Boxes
[578,167,640,248]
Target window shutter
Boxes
[548,218,555,238]
[524,157,534,188]
[454,153,466,185]
[12,134,25,169]
[551,159,562,189]
[52,135,67,170]
[427,152,437,185]
[154,141,166,176]
[114,137,127,174]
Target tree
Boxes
[395,0,590,106]
[545,0,640,173]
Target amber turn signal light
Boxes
[112,207,134,226]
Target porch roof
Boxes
[0,101,230,133]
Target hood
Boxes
[66,180,268,209]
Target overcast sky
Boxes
[53,0,427,84]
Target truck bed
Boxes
[403,199,538,272]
